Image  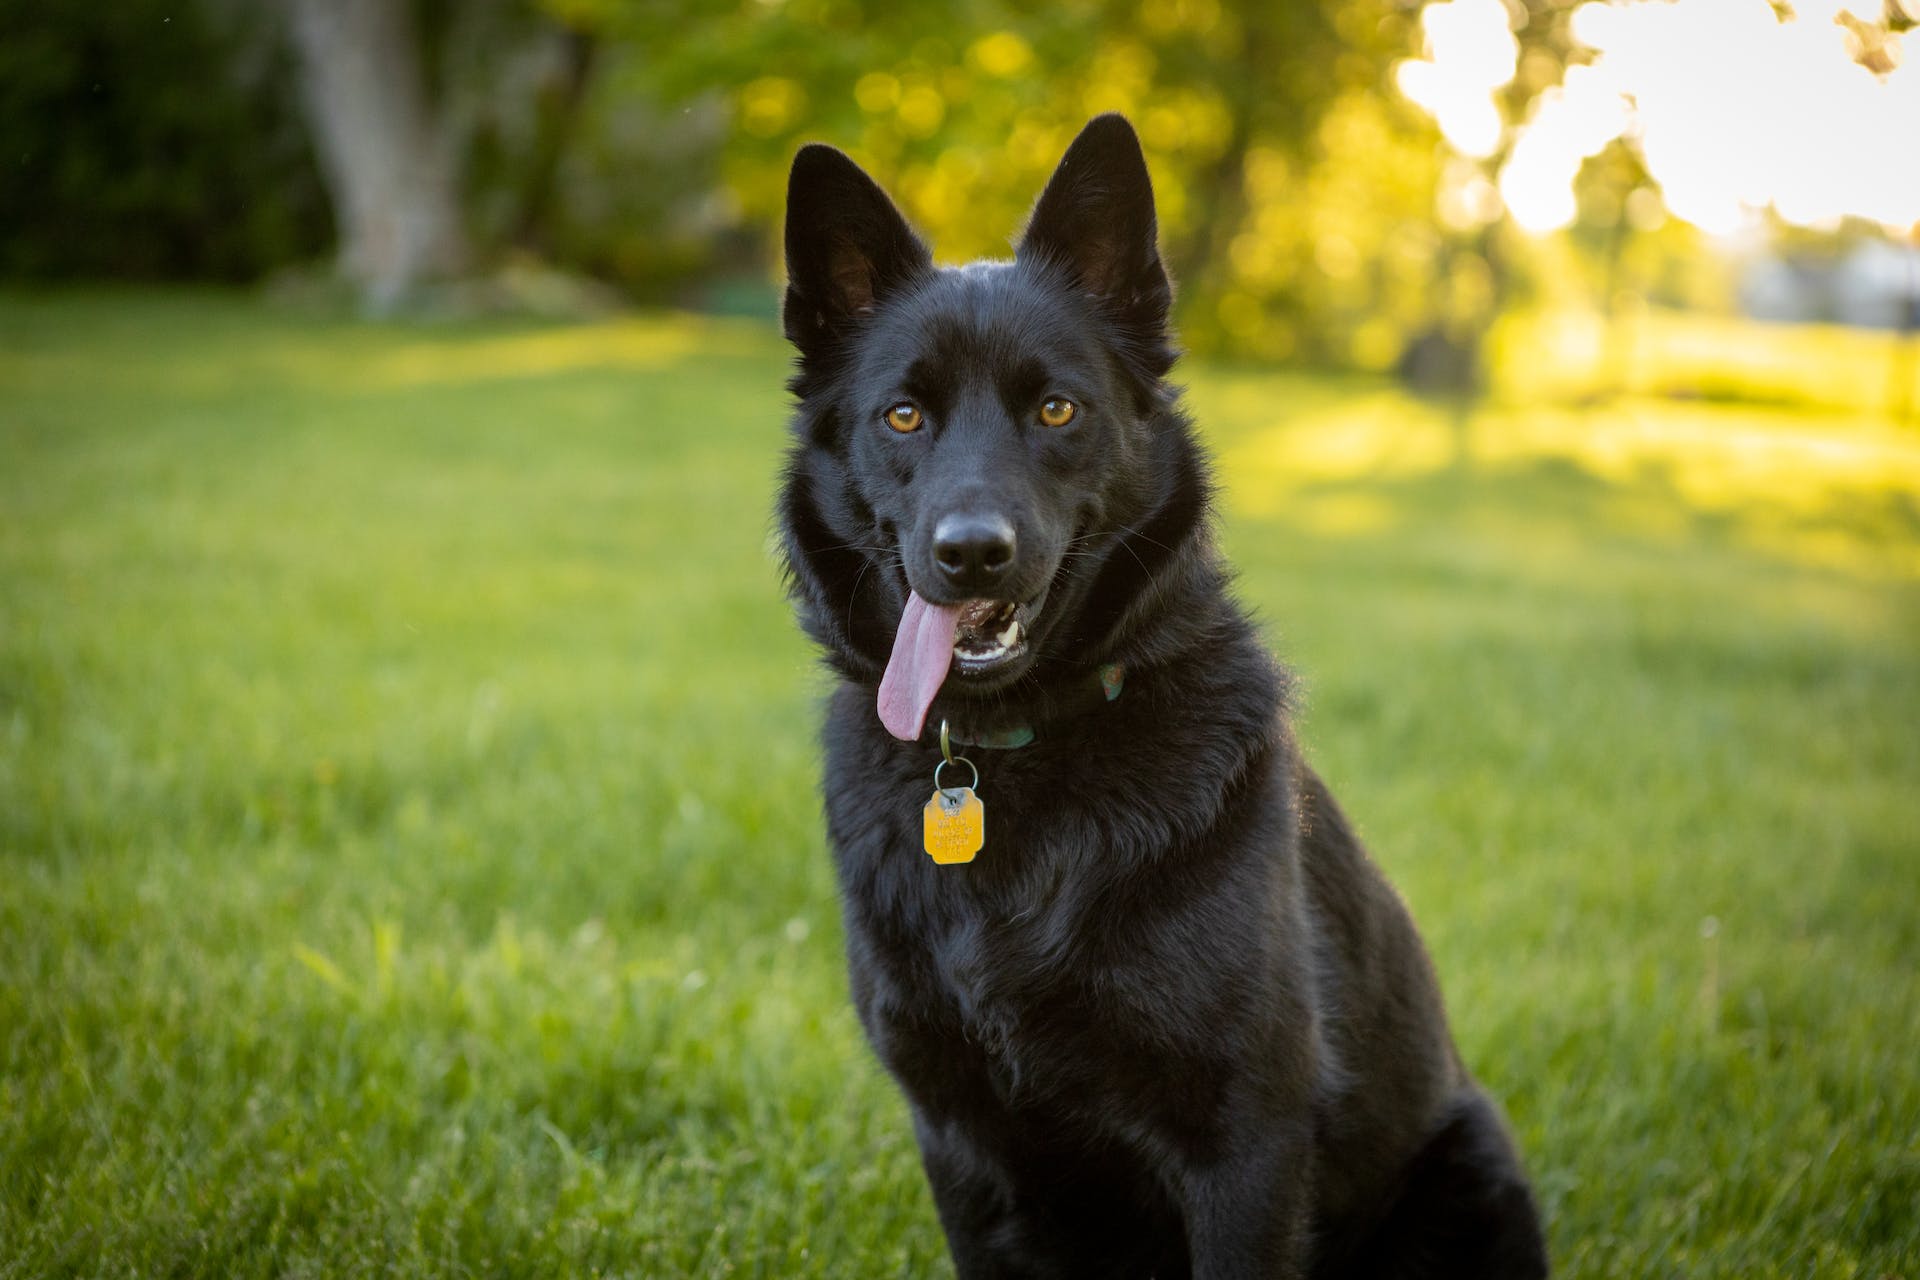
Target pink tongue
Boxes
[877,591,962,740]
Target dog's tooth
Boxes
[997,621,1020,647]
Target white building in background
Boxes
[1741,241,1920,330]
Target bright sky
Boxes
[1397,0,1920,235]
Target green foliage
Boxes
[548,0,1446,360]
[529,55,736,303]
[0,0,330,282]
[0,0,1650,373]
[2,294,1917,1275]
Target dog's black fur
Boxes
[776,115,1548,1279]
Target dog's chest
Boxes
[925,896,1066,1036]
[860,854,1174,1114]
[821,717,1213,1111]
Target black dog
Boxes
[776,114,1548,1278]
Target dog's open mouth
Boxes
[951,598,1032,672]
[876,590,1045,740]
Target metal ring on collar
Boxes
[933,755,978,794]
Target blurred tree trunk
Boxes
[509,27,598,254]
[283,0,468,309]
[1165,7,1275,300]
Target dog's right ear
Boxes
[783,145,932,363]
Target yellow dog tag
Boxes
[923,787,984,864]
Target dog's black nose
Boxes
[933,513,1016,588]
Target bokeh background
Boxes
[2,0,1917,1275]
[7,0,1920,395]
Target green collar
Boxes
[947,662,1126,750]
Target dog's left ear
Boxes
[784,144,932,365]
[1017,114,1172,343]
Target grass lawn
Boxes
[1,291,1916,1277]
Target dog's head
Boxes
[779,115,1210,741]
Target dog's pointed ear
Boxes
[1017,114,1171,335]
[784,145,932,361]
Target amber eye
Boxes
[885,402,923,433]
[1038,397,1077,428]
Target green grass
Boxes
[1,291,1916,1277]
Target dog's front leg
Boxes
[1172,1122,1314,1280]
[910,1107,1048,1280]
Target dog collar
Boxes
[946,662,1126,750]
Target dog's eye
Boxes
[885,403,923,433]
[1038,398,1077,428]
